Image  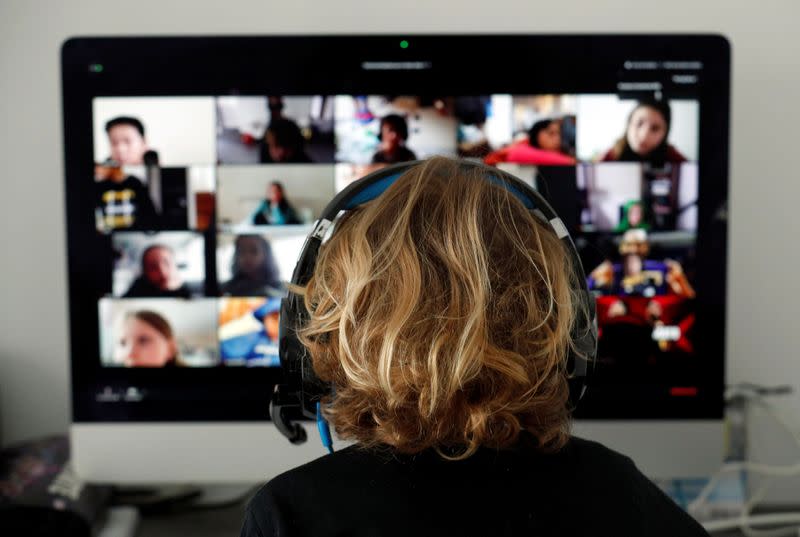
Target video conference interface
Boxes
[92,94,700,398]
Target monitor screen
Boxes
[62,35,729,422]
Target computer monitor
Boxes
[62,35,730,483]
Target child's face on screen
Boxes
[263,311,280,341]
[266,131,289,162]
[623,254,643,277]
[628,203,644,227]
[142,247,181,290]
[236,237,266,278]
[108,125,148,165]
[115,317,175,367]
[268,184,283,203]
[536,122,562,152]
[381,124,401,150]
[626,106,667,156]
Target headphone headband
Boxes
[291,161,574,284]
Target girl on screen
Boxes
[114,310,180,368]
[221,234,284,297]
[252,182,302,226]
[483,118,576,166]
[600,99,687,165]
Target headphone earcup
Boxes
[279,295,331,419]
[567,290,598,406]
[278,298,302,376]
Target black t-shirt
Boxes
[241,436,708,537]
[371,146,417,165]
[123,277,192,299]
[95,176,159,231]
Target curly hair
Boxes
[294,156,583,459]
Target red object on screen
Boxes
[484,140,576,166]
[670,387,698,397]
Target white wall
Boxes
[2,0,800,499]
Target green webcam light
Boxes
[400,40,409,49]
[89,63,104,73]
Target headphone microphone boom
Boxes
[143,150,161,213]
[270,160,597,445]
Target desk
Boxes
[136,500,248,537]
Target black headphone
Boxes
[270,160,597,446]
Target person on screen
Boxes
[455,96,493,158]
[114,310,180,367]
[218,297,282,366]
[94,160,160,232]
[588,229,695,299]
[529,119,564,153]
[483,118,576,166]
[267,96,286,122]
[123,244,192,298]
[251,181,302,226]
[95,116,159,232]
[615,200,650,232]
[260,118,313,163]
[600,99,687,165]
[240,157,709,537]
[105,116,149,166]
[220,235,285,297]
[371,114,417,164]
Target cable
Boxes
[691,460,800,514]
[691,386,800,511]
[696,384,800,535]
[704,514,800,534]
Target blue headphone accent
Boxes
[342,173,401,209]
[316,401,334,454]
[342,171,535,211]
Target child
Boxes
[260,119,313,163]
[124,244,192,298]
[601,99,687,165]
[94,116,159,231]
[220,235,284,297]
[114,310,179,367]
[251,182,302,225]
[105,116,148,165]
[371,114,417,164]
[242,157,708,537]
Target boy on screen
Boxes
[105,116,148,166]
[94,116,159,231]
[124,244,192,298]
[371,114,417,164]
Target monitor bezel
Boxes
[62,34,730,422]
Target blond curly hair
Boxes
[294,157,583,459]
